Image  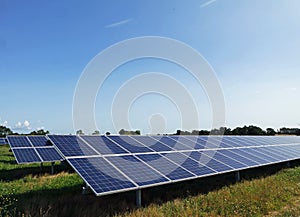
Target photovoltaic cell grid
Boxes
[48,135,300,196]
[7,136,63,164]
[0,138,7,145]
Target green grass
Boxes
[1,145,300,217]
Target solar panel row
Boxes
[67,144,300,196]
[7,136,63,164]
[48,135,300,156]
[0,138,7,145]
[47,135,300,196]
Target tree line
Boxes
[174,125,300,136]
[0,125,49,137]
[1,125,299,137]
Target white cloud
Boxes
[3,121,8,126]
[200,0,217,8]
[13,120,31,131]
[105,18,133,28]
[15,122,22,128]
[24,120,30,127]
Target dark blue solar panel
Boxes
[108,136,154,153]
[171,136,207,149]
[164,152,216,177]
[258,147,292,161]
[48,135,98,157]
[136,153,195,181]
[106,155,169,186]
[221,137,244,148]
[226,137,253,147]
[187,151,233,172]
[244,137,273,146]
[28,136,49,147]
[275,145,300,158]
[0,138,7,145]
[132,136,173,152]
[44,135,300,197]
[249,148,282,162]
[151,136,192,150]
[12,148,41,163]
[233,148,270,164]
[202,136,234,148]
[81,136,129,155]
[36,147,63,162]
[202,150,247,170]
[219,149,258,167]
[68,157,137,195]
[7,136,32,148]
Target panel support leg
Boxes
[51,162,55,175]
[136,189,142,207]
[236,171,241,182]
[82,184,91,195]
[40,162,43,171]
[287,161,291,168]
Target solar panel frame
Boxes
[80,135,129,155]
[7,136,32,148]
[67,157,138,196]
[132,136,174,152]
[7,135,63,164]
[11,148,41,164]
[135,153,196,182]
[47,135,99,157]
[28,136,50,147]
[107,136,155,153]
[48,135,300,197]
[36,147,64,162]
[105,155,171,187]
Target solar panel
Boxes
[80,135,129,155]
[36,147,63,162]
[28,136,50,147]
[49,135,300,198]
[7,136,32,147]
[132,136,173,152]
[136,153,195,181]
[68,157,137,195]
[7,135,63,164]
[48,135,98,157]
[12,148,41,164]
[151,136,192,150]
[162,152,217,177]
[105,155,170,186]
[107,136,154,153]
[0,138,7,145]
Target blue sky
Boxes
[1,0,300,134]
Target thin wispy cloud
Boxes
[200,0,217,8]
[105,18,133,28]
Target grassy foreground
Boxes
[1,145,300,217]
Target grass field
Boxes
[1,144,300,217]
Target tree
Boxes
[92,130,100,135]
[29,129,49,135]
[119,129,125,135]
[76,129,84,135]
[266,128,276,136]
[105,132,111,136]
[119,129,141,135]
[0,125,13,137]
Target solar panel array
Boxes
[7,135,63,164]
[48,135,300,196]
[0,138,7,145]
